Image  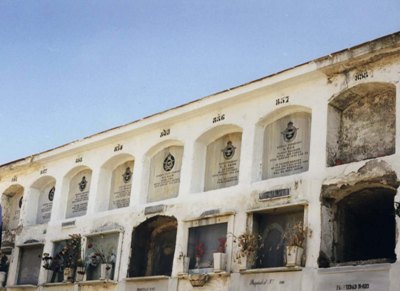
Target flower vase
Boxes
[63,267,73,282]
[285,246,303,267]
[0,271,6,287]
[213,253,227,272]
[100,263,112,280]
[195,256,201,269]
[75,267,85,282]
[183,256,190,273]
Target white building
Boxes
[1,32,400,291]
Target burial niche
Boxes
[263,112,311,179]
[147,146,183,202]
[129,216,177,277]
[34,177,56,224]
[17,244,44,285]
[187,223,227,270]
[326,82,396,166]
[1,185,24,246]
[109,160,134,210]
[253,207,304,268]
[86,232,119,280]
[204,132,242,191]
[66,169,92,218]
[322,187,396,266]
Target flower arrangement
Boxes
[282,221,307,247]
[86,242,116,268]
[231,232,263,265]
[195,242,205,259]
[216,237,226,253]
[40,234,82,283]
[64,234,82,269]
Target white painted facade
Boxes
[0,32,400,291]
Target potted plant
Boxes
[231,232,263,268]
[58,234,82,282]
[41,252,63,283]
[282,222,307,267]
[213,237,227,272]
[0,252,8,287]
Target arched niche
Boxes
[29,176,56,225]
[1,184,24,249]
[129,215,177,277]
[146,141,183,203]
[1,184,24,232]
[65,166,92,219]
[260,107,311,179]
[327,82,396,166]
[98,154,135,211]
[193,124,243,192]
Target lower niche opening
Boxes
[335,188,396,264]
[129,215,177,277]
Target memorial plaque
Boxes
[263,112,310,179]
[204,133,242,191]
[109,160,134,210]
[147,146,183,202]
[36,183,55,224]
[66,170,91,218]
[9,190,23,230]
[317,265,389,291]
[259,189,290,200]
[239,271,301,291]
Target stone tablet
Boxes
[66,169,91,218]
[9,190,23,230]
[147,146,183,202]
[263,112,310,179]
[109,160,134,210]
[204,133,242,191]
[317,265,389,291]
[36,183,55,224]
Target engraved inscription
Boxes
[160,129,170,138]
[11,176,17,182]
[259,189,290,200]
[263,112,310,179]
[204,133,241,191]
[114,144,123,152]
[336,283,369,290]
[354,71,368,81]
[40,168,48,175]
[75,157,83,163]
[276,96,289,106]
[212,113,225,123]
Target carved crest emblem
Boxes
[222,141,236,160]
[122,167,133,183]
[163,153,175,172]
[79,176,87,192]
[48,186,55,201]
[19,196,23,208]
[281,121,298,142]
